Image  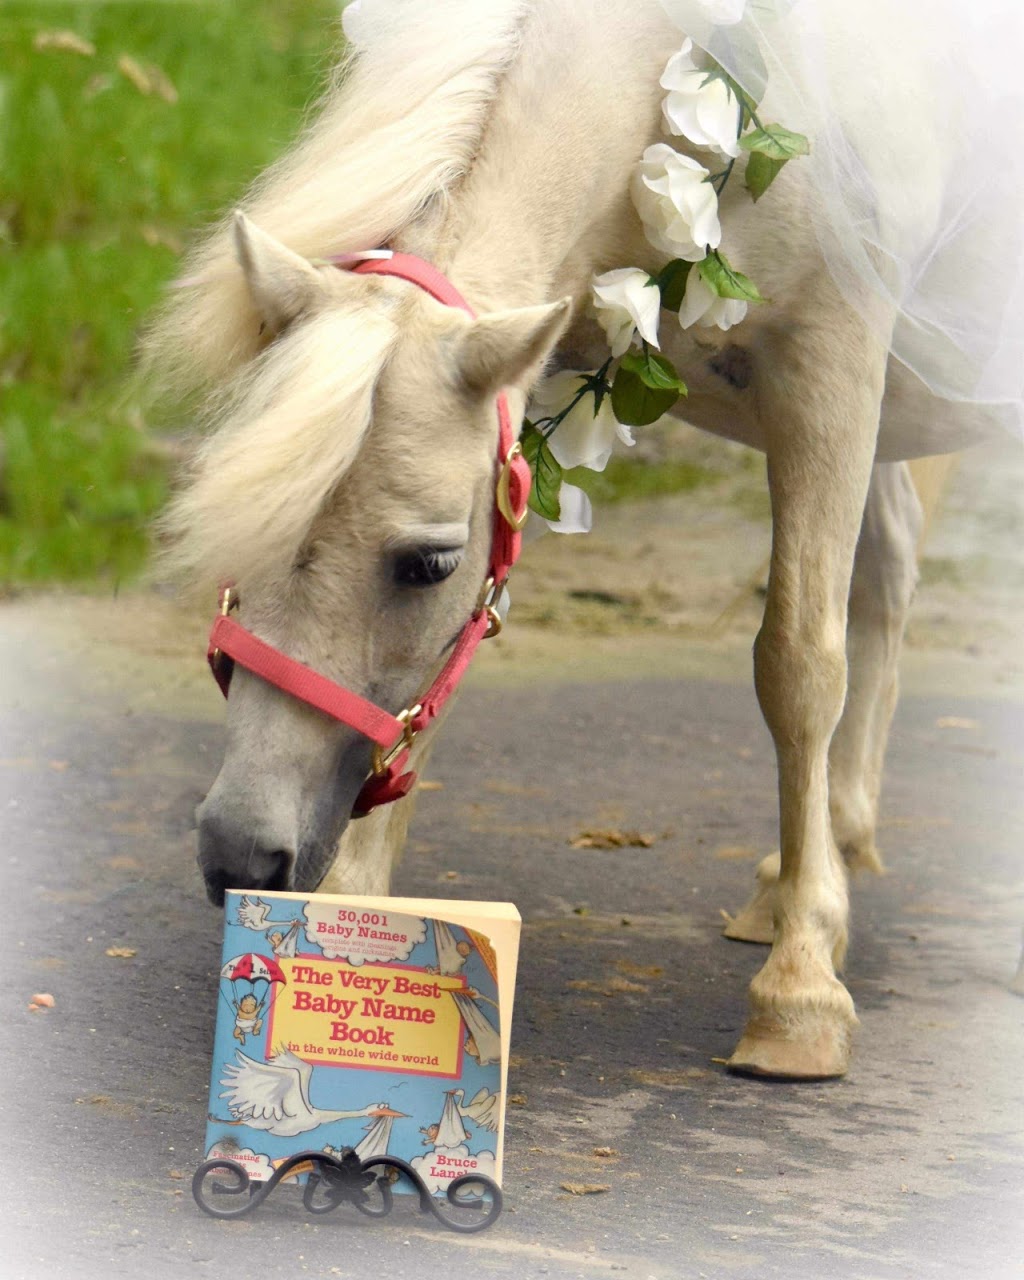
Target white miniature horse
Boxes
[153,0,1005,1079]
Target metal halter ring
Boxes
[371,704,422,776]
[495,442,529,531]
[476,576,508,639]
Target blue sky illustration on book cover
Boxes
[203,890,506,1197]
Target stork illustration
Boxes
[450,1086,500,1132]
[236,896,302,955]
[219,1048,384,1138]
[354,1105,409,1159]
[421,1087,500,1147]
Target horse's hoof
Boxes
[726,1019,851,1080]
[721,905,774,945]
[721,852,778,945]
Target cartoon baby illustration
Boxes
[232,993,263,1044]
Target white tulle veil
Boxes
[658,0,1024,436]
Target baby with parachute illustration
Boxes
[220,952,286,1046]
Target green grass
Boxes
[568,456,716,505]
[1,4,724,587]
[0,0,341,585]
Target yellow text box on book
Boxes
[268,958,468,1077]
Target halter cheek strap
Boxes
[206,251,532,816]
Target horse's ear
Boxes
[456,298,573,396]
[232,211,327,335]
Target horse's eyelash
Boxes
[394,546,463,586]
[425,548,461,570]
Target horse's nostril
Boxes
[197,807,297,902]
[203,868,232,908]
[258,849,293,893]
[200,847,294,904]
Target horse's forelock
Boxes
[155,304,399,600]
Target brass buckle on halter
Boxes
[371,704,422,776]
[495,442,529,531]
[476,576,507,639]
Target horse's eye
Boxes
[393,547,463,588]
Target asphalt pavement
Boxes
[3,593,1023,1280]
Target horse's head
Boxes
[175,216,569,903]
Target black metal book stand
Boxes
[193,1147,503,1234]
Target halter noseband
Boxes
[206,251,532,817]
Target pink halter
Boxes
[206,252,532,816]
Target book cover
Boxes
[203,891,521,1199]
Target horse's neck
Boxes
[396,0,676,313]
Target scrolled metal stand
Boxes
[192,1148,502,1234]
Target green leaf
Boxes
[745,150,786,201]
[699,251,766,304]
[656,259,693,312]
[619,346,687,394]
[740,123,810,161]
[520,422,562,521]
[610,364,683,427]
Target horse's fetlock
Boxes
[777,873,848,938]
[749,953,855,1024]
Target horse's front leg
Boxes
[318,794,415,896]
[728,315,886,1079]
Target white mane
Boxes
[156,302,397,594]
[146,0,531,388]
[151,0,532,591]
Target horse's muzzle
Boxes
[196,803,296,907]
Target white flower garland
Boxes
[524,6,809,531]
